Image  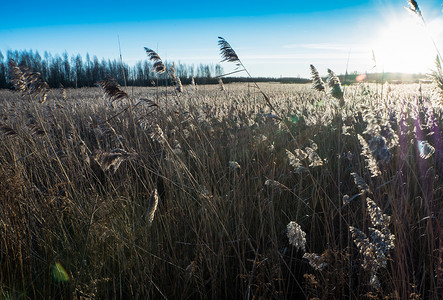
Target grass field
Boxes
[0,79,442,299]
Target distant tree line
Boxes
[0,50,225,89]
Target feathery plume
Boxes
[351,172,370,194]
[310,64,325,92]
[428,56,443,99]
[358,134,381,177]
[218,37,242,69]
[287,221,306,251]
[349,226,375,270]
[149,124,167,145]
[349,198,395,290]
[190,77,197,92]
[303,252,328,271]
[264,179,287,190]
[217,37,275,111]
[93,148,131,173]
[59,83,67,101]
[407,0,423,19]
[218,78,225,91]
[305,147,324,167]
[144,47,166,74]
[169,63,183,92]
[97,75,128,103]
[8,59,49,103]
[326,68,344,103]
[169,64,177,80]
[286,149,307,173]
[176,77,183,93]
[294,149,308,160]
[366,198,391,229]
[147,188,159,226]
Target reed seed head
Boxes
[144,47,166,74]
[287,221,306,251]
[310,64,325,92]
[97,75,128,103]
[326,68,344,103]
[218,37,242,69]
[147,188,159,226]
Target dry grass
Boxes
[0,77,442,299]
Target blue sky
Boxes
[1,0,443,77]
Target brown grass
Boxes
[0,63,442,299]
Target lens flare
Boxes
[51,262,69,282]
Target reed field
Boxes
[1,2,443,297]
[0,70,442,299]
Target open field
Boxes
[0,81,442,299]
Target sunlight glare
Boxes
[370,14,443,74]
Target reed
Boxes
[1,5,442,297]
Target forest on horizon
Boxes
[0,49,227,89]
[0,49,429,89]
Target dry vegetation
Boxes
[0,72,442,299]
[1,2,443,296]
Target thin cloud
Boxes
[243,52,370,61]
[283,43,370,52]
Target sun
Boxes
[370,13,442,74]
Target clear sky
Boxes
[1,0,443,78]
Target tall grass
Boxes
[0,75,441,298]
[1,2,443,296]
